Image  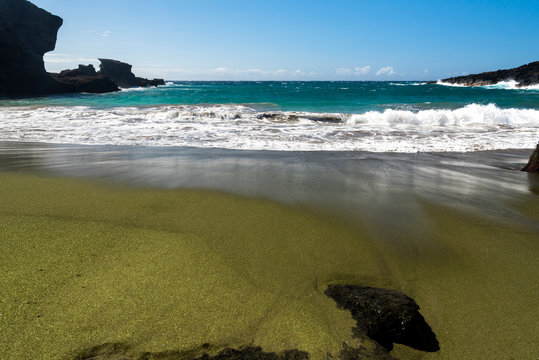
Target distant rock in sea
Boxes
[98,58,165,88]
[430,61,539,87]
[0,0,164,97]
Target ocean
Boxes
[1,81,538,152]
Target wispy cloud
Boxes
[376,66,396,76]
[101,30,111,37]
[336,65,371,76]
[43,53,73,63]
[134,66,323,80]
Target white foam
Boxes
[437,79,539,90]
[0,103,537,152]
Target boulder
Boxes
[325,284,440,352]
[98,58,165,88]
[522,144,539,173]
[431,61,539,87]
[0,0,63,96]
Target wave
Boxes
[0,103,537,152]
[436,79,539,90]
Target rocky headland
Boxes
[430,61,539,87]
[0,0,164,97]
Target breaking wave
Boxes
[0,103,537,152]
[436,79,539,90]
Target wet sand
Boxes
[0,142,538,359]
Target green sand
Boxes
[1,173,538,359]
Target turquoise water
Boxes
[1,81,538,112]
[1,82,538,152]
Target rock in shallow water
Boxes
[324,284,440,352]
[522,144,539,173]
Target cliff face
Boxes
[0,0,63,95]
[437,61,539,87]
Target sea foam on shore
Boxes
[1,103,538,152]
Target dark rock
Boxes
[432,61,539,87]
[0,0,63,96]
[0,0,120,96]
[51,64,119,93]
[325,284,440,352]
[0,1,161,96]
[136,76,166,87]
[522,144,539,173]
[98,58,164,88]
[51,72,119,94]
[98,58,138,88]
[337,342,396,360]
[59,64,98,78]
[73,343,309,360]
[194,347,309,360]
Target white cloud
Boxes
[101,30,111,37]
[424,69,429,74]
[376,66,396,76]
[354,66,371,75]
[77,57,99,63]
[336,65,371,76]
[43,53,73,63]
[134,66,323,80]
[336,67,352,75]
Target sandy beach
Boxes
[1,142,538,359]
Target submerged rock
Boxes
[98,58,165,88]
[325,284,440,352]
[430,61,539,87]
[522,144,539,173]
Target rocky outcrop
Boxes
[98,58,165,88]
[0,0,163,97]
[522,144,539,173]
[51,64,119,94]
[325,284,440,353]
[433,61,539,87]
[0,0,63,96]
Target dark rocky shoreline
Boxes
[429,61,539,88]
[0,0,164,96]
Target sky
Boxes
[32,0,539,81]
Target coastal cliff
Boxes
[0,0,64,95]
[0,0,164,96]
[433,61,539,87]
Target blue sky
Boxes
[33,0,539,81]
